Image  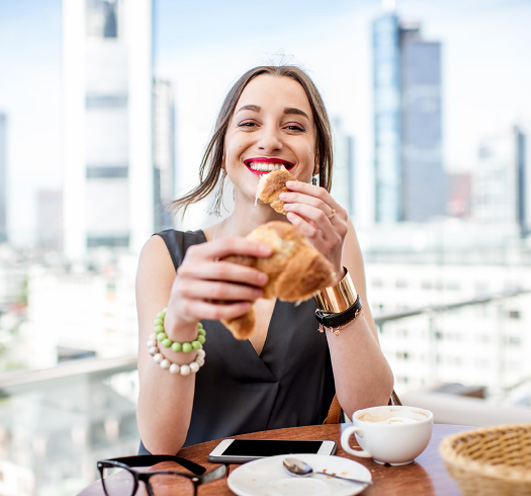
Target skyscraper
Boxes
[473,126,528,235]
[37,189,63,250]
[62,0,153,259]
[373,12,446,223]
[0,113,6,243]
[153,78,176,232]
[331,117,356,218]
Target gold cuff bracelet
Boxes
[314,267,357,313]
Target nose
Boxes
[257,124,282,152]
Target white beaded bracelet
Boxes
[147,333,206,375]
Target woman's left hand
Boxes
[279,180,348,280]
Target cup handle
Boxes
[340,426,372,458]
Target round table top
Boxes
[77,422,471,495]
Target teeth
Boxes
[248,162,287,172]
[249,162,285,171]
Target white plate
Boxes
[227,453,372,496]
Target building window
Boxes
[505,336,522,346]
[86,95,128,108]
[86,166,128,178]
[87,235,129,248]
[86,0,119,39]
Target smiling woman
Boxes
[172,66,335,218]
[222,74,318,205]
[135,64,394,456]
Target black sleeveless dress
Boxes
[140,229,336,450]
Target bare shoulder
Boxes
[136,235,176,287]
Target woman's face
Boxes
[223,74,317,205]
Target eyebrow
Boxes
[236,104,311,120]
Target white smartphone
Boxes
[207,438,337,464]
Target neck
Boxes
[213,202,285,240]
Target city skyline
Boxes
[0,0,530,239]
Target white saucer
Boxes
[227,453,372,496]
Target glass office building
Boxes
[63,0,154,258]
[373,14,446,223]
[0,113,6,243]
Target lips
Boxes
[244,157,295,176]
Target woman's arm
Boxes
[136,235,196,454]
[136,234,272,454]
[280,182,394,416]
[324,219,394,416]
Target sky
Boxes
[0,0,530,237]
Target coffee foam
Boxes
[358,410,428,424]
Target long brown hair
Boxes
[172,65,334,216]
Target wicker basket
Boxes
[439,423,531,496]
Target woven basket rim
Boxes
[439,423,531,483]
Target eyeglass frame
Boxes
[97,454,227,496]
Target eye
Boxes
[285,124,305,132]
[237,120,257,128]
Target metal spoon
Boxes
[282,456,373,485]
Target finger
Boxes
[279,191,326,210]
[286,212,326,245]
[186,238,272,262]
[281,184,343,221]
[176,279,264,302]
[178,260,269,288]
[286,210,344,255]
[283,201,336,228]
[285,180,334,202]
[180,299,253,322]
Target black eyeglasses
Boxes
[97,455,227,496]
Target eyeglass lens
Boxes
[101,465,197,496]
[100,466,136,496]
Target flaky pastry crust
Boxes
[221,221,336,339]
[256,168,297,214]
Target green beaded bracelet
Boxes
[154,308,206,353]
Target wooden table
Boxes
[78,423,470,495]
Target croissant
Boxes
[221,221,336,339]
[255,167,296,214]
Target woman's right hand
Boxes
[163,238,272,340]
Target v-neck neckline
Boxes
[199,228,278,361]
[256,298,279,359]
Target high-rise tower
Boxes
[473,126,528,235]
[153,78,176,232]
[373,12,446,223]
[62,0,153,258]
[0,113,6,243]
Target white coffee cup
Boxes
[340,405,433,466]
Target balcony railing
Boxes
[0,289,530,496]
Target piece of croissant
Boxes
[221,221,336,339]
[255,167,297,214]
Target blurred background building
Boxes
[330,117,356,217]
[0,113,7,244]
[63,0,156,259]
[373,11,446,223]
[473,125,528,235]
[153,78,176,232]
